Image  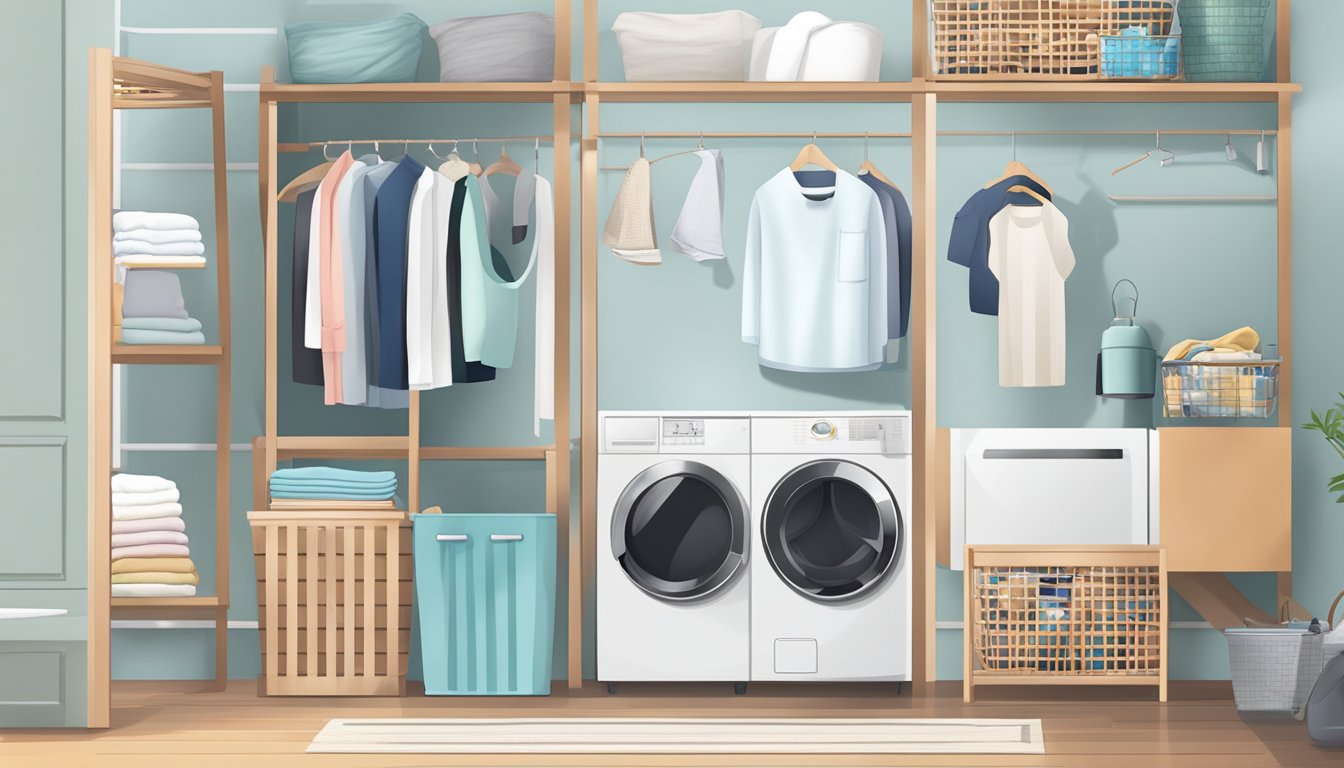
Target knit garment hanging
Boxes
[604,157,660,264]
[670,149,726,262]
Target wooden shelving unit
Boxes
[89,49,233,692]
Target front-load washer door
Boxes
[612,460,747,601]
[762,459,902,602]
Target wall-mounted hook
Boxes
[1225,133,1238,162]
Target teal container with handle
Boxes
[1178,0,1272,82]
[1098,280,1157,400]
[413,513,556,695]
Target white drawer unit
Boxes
[949,428,1157,570]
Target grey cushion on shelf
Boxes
[430,13,555,83]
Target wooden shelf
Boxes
[588,81,920,103]
[272,435,549,462]
[112,345,223,365]
[929,80,1302,103]
[260,81,575,104]
[116,260,207,270]
[110,596,226,609]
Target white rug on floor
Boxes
[307,717,1045,754]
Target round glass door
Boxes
[762,459,902,602]
[611,460,747,601]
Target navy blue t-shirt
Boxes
[859,173,913,339]
[948,175,1052,316]
[370,154,425,390]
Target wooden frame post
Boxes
[911,92,939,692]
[580,92,600,688]
[553,92,580,688]
[208,69,233,690]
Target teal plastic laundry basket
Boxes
[413,513,556,696]
[1178,0,1271,81]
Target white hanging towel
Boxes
[987,201,1075,388]
[603,157,660,264]
[533,175,555,437]
[670,149,726,262]
[405,167,454,390]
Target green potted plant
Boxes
[1304,394,1344,502]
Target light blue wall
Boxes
[105,0,1332,683]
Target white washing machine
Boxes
[598,413,751,688]
[750,413,912,683]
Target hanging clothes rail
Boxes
[279,136,555,152]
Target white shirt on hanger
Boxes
[405,167,454,390]
[304,180,323,350]
[742,168,888,372]
[987,200,1075,388]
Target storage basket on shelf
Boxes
[1161,358,1281,418]
[413,512,557,696]
[284,14,427,84]
[1178,0,1271,82]
[248,509,411,696]
[964,545,1167,702]
[611,11,761,82]
[1226,625,1325,718]
[430,13,555,83]
[930,0,1176,80]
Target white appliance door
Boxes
[960,429,1149,568]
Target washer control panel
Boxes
[662,419,705,446]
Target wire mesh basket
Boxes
[1100,31,1180,79]
[970,564,1163,675]
[931,0,1177,80]
[1161,359,1281,418]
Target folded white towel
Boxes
[111,530,189,548]
[114,255,207,267]
[113,228,202,244]
[113,211,200,232]
[113,240,206,257]
[111,488,180,507]
[111,473,177,493]
[111,583,197,598]
[112,501,183,521]
[111,516,186,534]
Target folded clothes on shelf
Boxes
[269,478,398,493]
[270,467,397,484]
[120,271,189,320]
[111,571,200,586]
[120,317,203,333]
[112,501,183,521]
[111,543,190,560]
[118,328,207,346]
[111,556,196,574]
[269,489,397,500]
[113,211,200,232]
[111,487,180,507]
[111,473,177,494]
[114,228,202,244]
[111,584,197,598]
[112,240,206,257]
[111,516,186,535]
[111,530,189,548]
[114,255,207,268]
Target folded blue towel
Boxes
[269,480,398,493]
[269,489,397,500]
[120,329,207,345]
[270,467,397,484]
[121,316,203,333]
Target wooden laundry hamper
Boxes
[248,509,412,696]
[931,0,1176,80]
[964,545,1168,703]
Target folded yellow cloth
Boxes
[111,571,199,586]
[111,557,196,575]
[1163,326,1260,362]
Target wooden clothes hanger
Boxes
[856,132,897,189]
[789,132,839,172]
[482,142,524,178]
[1005,185,1050,205]
[983,133,1054,195]
[277,141,342,203]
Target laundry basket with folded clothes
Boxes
[111,473,201,598]
[268,467,399,509]
[1161,326,1281,418]
[604,148,726,265]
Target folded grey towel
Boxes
[121,271,188,320]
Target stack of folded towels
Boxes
[111,473,200,598]
[113,211,206,269]
[118,270,206,346]
[269,467,399,508]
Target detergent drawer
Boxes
[949,429,1152,570]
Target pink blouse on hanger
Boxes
[318,151,356,404]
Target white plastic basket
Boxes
[1225,627,1325,716]
[612,11,761,82]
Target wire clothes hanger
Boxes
[1112,130,1176,176]
[857,131,897,189]
[644,130,711,166]
[437,138,472,181]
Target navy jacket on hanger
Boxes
[859,173,913,340]
[370,154,425,391]
[948,175,1052,316]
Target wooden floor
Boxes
[3,681,1344,767]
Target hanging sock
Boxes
[604,157,660,264]
[670,149,726,262]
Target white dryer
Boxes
[750,413,911,683]
[598,413,751,689]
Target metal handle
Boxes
[490,534,524,542]
[983,449,1124,460]
[436,534,468,542]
